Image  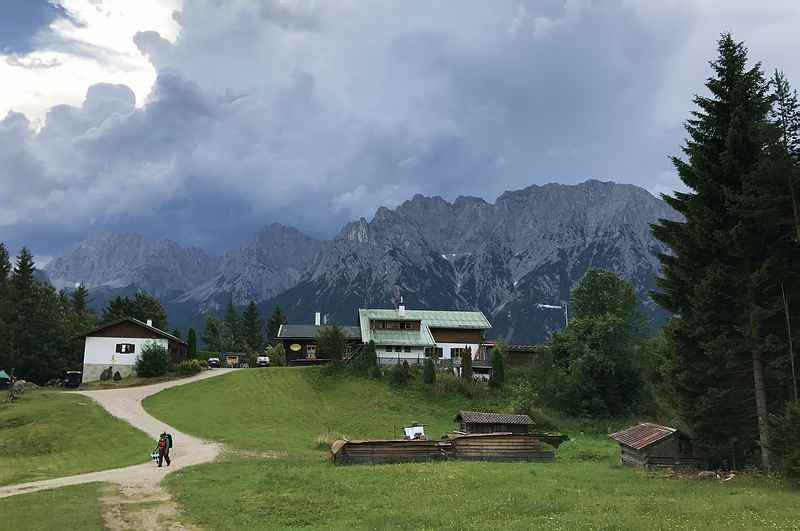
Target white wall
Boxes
[83,336,168,366]
[437,342,480,360]
[377,346,426,365]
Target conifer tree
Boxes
[222,302,242,351]
[187,328,198,358]
[71,284,91,316]
[203,315,222,351]
[242,301,264,351]
[461,346,473,382]
[651,34,787,466]
[267,305,287,341]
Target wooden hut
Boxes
[609,423,706,468]
[455,411,533,435]
[331,439,447,465]
[446,433,555,462]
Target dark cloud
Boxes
[2,1,799,258]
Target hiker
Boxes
[157,432,173,467]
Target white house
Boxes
[358,305,491,366]
[76,317,188,382]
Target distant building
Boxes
[358,304,491,366]
[276,312,362,365]
[77,317,187,382]
[609,423,706,468]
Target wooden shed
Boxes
[330,439,447,465]
[455,411,533,435]
[446,433,555,462]
[609,423,706,468]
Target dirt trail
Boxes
[0,368,235,528]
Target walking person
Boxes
[157,432,172,467]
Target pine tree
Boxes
[423,357,436,384]
[241,301,264,352]
[222,302,242,351]
[651,34,779,466]
[187,328,198,358]
[171,328,182,339]
[461,346,473,382]
[0,243,11,369]
[489,344,506,388]
[267,305,287,341]
[71,284,91,316]
[203,315,222,351]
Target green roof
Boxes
[0,370,9,380]
[358,308,491,345]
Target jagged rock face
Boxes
[272,180,679,343]
[44,233,220,299]
[177,223,324,309]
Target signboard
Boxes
[290,343,302,352]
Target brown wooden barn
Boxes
[331,439,447,465]
[445,433,555,462]
[455,411,534,435]
[609,423,706,468]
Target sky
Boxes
[2,0,800,262]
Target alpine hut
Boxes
[455,411,533,435]
[609,423,706,468]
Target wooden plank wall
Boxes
[449,434,555,462]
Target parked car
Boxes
[256,355,270,367]
[64,371,82,388]
[207,357,221,368]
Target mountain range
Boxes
[43,180,679,343]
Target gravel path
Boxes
[0,369,235,500]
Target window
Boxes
[385,346,393,352]
[306,344,317,359]
[404,346,411,353]
[115,343,135,354]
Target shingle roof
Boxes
[455,411,534,426]
[277,324,362,340]
[609,423,677,450]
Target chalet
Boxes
[277,312,362,365]
[358,304,491,366]
[609,423,706,468]
[455,410,534,435]
[77,317,188,383]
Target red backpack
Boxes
[158,437,166,449]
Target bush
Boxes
[422,358,436,384]
[177,359,203,376]
[770,401,800,484]
[112,371,122,381]
[489,345,506,387]
[135,343,170,377]
[368,365,382,380]
[390,361,411,386]
[267,343,286,367]
[100,366,112,381]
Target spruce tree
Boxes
[242,301,264,351]
[71,284,91,316]
[267,305,287,341]
[187,328,198,358]
[461,346,473,382]
[222,302,242,351]
[203,315,222,351]
[651,34,782,466]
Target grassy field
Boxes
[0,482,106,531]
[145,368,800,530]
[0,391,152,485]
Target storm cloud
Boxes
[2,1,800,257]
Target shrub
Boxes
[390,361,411,386]
[135,343,170,377]
[422,358,436,384]
[177,359,203,376]
[100,366,112,381]
[489,345,506,387]
[770,401,800,484]
[368,365,382,380]
[267,343,286,367]
[112,371,122,381]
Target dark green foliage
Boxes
[135,343,170,377]
[187,328,198,358]
[177,359,203,376]
[202,316,222,351]
[102,292,168,330]
[222,302,243,351]
[352,340,377,373]
[531,269,645,417]
[171,328,182,339]
[651,34,800,464]
[489,344,506,388]
[317,325,347,361]
[390,361,411,386]
[71,284,90,315]
[460,346,473,382]
[368,365,382,380]
[422,357,436,384]
[769,401,800,484]
[241,301,264,352]
[266,305,287,341]
[112,371,122,381]
[267,343,286,366]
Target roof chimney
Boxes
[398,296,406,316]
[146,319,153,327]
[315,312,321,326]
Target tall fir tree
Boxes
[0,243,12,370]
[241,301,264,352]
[651,34,789,466]
[266,305,287,341]
[71,284,91,316]
[203,315,222,351]
[187,328,198,358]
[222,302,242,351]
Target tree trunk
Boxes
[751,349,770,468]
